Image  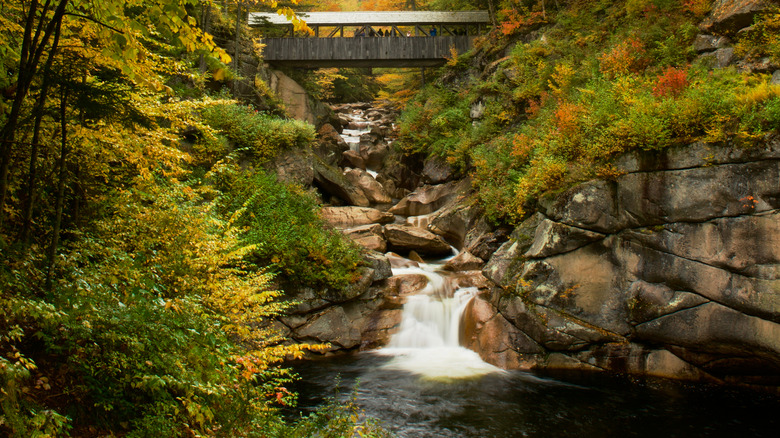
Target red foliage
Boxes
[652,67,689,98]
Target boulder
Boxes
[343,224,387,252]
[384,224,454,256]
[314,123,349,165]
[295,306,362,349]
[442,251,484,271]
[422,155,455,184]
[482,213,543,288]
[265,149,314,186]
[343,169,393,204]
[313,158,370,207]
[362,250,393,281]
[429,200,480,249]
[320,206,394,228]
[341,150,366,169]
[388,180,467,216]
[385,252,420,269]
[700,0,773,35]
[361,141,390,169]
[473,140,780,385]
[693,34,732,52]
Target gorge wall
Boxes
[469,138,780,387]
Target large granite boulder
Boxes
[320,206,394,228]
[313,158,370,207]
[266,149,315,186]
[388,180,469,216]
[699,0,774,35]
[343,224,388,252]
[343,168,393,204]
[470,138,780,387]
[384,224,454,256]
[314,123,349,165]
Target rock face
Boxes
[384,224,454,256]
[468,138,780,387]
[699,0,773,35]
[320,206,394,228]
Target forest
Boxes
[2,0,779,436]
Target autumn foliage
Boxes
[652,67,689,98]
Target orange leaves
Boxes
[652,67,688,98]
[499,8,546,36]
[553,101,583,136]
[598,38,649,79]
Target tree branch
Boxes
[64,12,124,34]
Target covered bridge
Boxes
[248,11,492,68]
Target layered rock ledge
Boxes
[468,138,780,388]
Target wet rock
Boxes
[442,251,484,271]
[343,224,387,252]
[388,180,467,216]
[384,224,454,256]
[343,168,393,204]
[314,123,350,165]
[386,273,430,297]
[296,306,362,349]
[320,206,394,228]
[422,155,455,184]
[341,150,366,169]
[313,158,370,207]
[385,251,420,268]
[407,250,425,263]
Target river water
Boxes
[290,260,780,437]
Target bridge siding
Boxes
[262,36,471,68]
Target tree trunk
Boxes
[21,18,63,246]
[45,85,69,291]
[0,0,70,228]
[233,1,242,95]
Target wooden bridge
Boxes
[248,11,491,68]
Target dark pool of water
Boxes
[287,352,780,438]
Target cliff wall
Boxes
[469,138,780,387]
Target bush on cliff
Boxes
[397,0,780,223]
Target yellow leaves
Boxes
[446,46,460,67]
[548,63,576,98]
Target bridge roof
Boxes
[249,10,491,26]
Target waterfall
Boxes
[377,263,502,379]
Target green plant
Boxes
[201,103,315,162]
[214,168,364,291]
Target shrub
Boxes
[201,103,315,162]
[652,67,689,98]
[215,168,363,291]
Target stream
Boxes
[288,104,780,437]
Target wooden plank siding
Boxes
[260,36,473,68]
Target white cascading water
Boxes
[377,263,502,380]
